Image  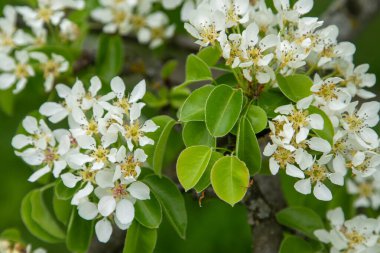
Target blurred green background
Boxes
[0,0,379,252]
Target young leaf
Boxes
[144,115,176,176]
[179,85,214,122]
[142,175,187,239]
[258,88,290,118]
[276,206,324,239]
[205,85,243,137]
[197,46,221,66]
[176,145,213,191]
[96,34,124,82]
[66,209,94,253]
[170,87,191,109]
[308,106,334,145]
[236,117,262,175]
[182,121,216,147]
[246,105,268,133]
[279,235,314,253]
[161,59,178,79]
[55,179,79,200]
[53,194,72,226]
[0,228,21,242]
[30,189,66,240]
[123,221,157,253]
[180,54,212,86]
[21,191,63,243]
[135,194,162,229]
[211,156,250,206]
[277,74,313,102]
[194,151,223,193]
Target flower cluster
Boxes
[183,0,380,201]
[0,239,46,253]
[12,76,159,243]
[347,171,380,210]
[0,0,84,93]
[264,96,380,201]
[91,0,177,49]
[315,208,380,253]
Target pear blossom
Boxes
[0,239,47,253]
[340,101,380,149]
[294,155,344,201]
[210,0,250,28]
[347,171,380,209]
[30,52,69,91]
[0,51,35,93]
[343,63,376,99]
[315,208,380,253]
[184,3,226,47]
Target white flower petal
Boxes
[286,164,305,179]
[95,219,113,243]
[313,182,332,201]
[78,201,98,220]
[129,79,146,103]
[28,166,51,182]
[128,182,150,200]
[98,195,116,217]
[294,178,311,195]
[115,199,135,225]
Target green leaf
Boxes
[279,236,314,253]
[55,179,78,200]
[197,46,221,66]
[0,89,14,116]
[194,151,223,193]
[276,206,324,239]
[135,194,162,229]
[161,60,178,79]
[177,145,213,191]
[170,87,191,109]
[96,34,124,82]
[236,116,262,175]
[66,209,94,253]
[53,194,72,226]
[205,85,243,137]
[30,189,66,240]
[144,115,176,176]
[182,121,216,147]
[277,74,313,102]
[246,105,267,133]
[123,221,157,253]
[0,228,21,242]
[21,191,63,243]
[143,175,187,239]
[179,85,214,122]
[308,106,334,145]
[258,88,290,118]
[180,54,212,86]
[211,156,250,206]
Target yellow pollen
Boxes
[305,164,327,183]
[91,146,109,163]
[14,64,30,79]
[342,114,363,132]
[315,83,338,101]
[288,110,308,130]
[43,60,60,78]
[80,168,97,184]
[38,7,53,22]
[125,121,142,143]
[86,120,98,135]
[273,146,295,168]
[120,155,141,178]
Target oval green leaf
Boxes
[144,115,176,176]
[96,34,124,82]
[276,206,324,239]
[182,121,216,147]
[236,116,262,175]
[30,189,66,240]
[205,85,243,137]
[246,105,267,133]
[179,85,214,122]
[123,221,157,253]
[279,236,314,253]
[142,175,187,239]
[211,156,250,206]
[277,74,313,102]
[66,209,94,253]
[181,54,212,86]
[53,194,72,226]
[194,151,223,193]
[21,191,63,243]
[55,179,78,200]
[197,46,221,66]
[177,145,212,191]
[258,88,290,118]
[135,194,162,229]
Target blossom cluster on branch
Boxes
[12,76,159,243]
[0,239,46,253]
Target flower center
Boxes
[38,7,53,22]
[43,60,60,77]
[80,168,97,184]
[125,121,142,143]
[342,114,364,132]
[91,146,109,163]
[112,184,128,199]
[86,120,98,135]
[315,83,338,101]
[113,10,128,25]
[200,24,218,45]
[305,164,327,183]
[114,98,130,114]
[14,64,30,79]
[273,146,295,168]
[120,155,141,178]
[288,110,308,130]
